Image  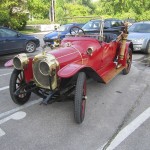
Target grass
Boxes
[19,29,40,34]
[27,19,51,25]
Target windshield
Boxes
[82,20,101,30]
[128,23,150,33]
[57,25,71,32]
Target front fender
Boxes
[58,64,86,78]
[4,59,13,67]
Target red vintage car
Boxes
[8,22,133,124]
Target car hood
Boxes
[128,32,150,40]
[83,29,99,32]
[44,31,66,38]
[21,34,38,39]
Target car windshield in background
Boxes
[57,25,71,32]
[82,19,124,31]
[128,23,150,33]
[82,20,101,30]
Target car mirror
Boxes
[17,33,21,37]
[87,47,93,56]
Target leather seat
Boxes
[103,33,118,43]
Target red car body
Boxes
[23,36,131,83]
[8,26,133,124]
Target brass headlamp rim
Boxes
[13,53,29,70]
[39,60,50,76]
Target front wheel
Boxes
[122,48,132,75]
[74,72,87,124]
[9,69,31,105]
[146,41,150,54]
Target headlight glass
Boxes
[39,61,50,76]
[13,53,28,70]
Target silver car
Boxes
[128,21,150,54]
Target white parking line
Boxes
[0,73,11,77]
[0,86,9,91]
[0,111,26,137]
[98,107,150,150]
[0,111,26,125]
[0,128,5,136]
[0,98,42,119]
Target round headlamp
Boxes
[13,53,29,70]
[39,54,59,77]
[39,61,50,76]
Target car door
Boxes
[0,28,24,54]
[0,29,6,54]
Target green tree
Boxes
[93,0,150,21]
[27,0,50,19]
[0,0,28,30]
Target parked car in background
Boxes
[0,27,40,55]
[43,23,85,48]
[82,18,125,35]
[128,21,150,54]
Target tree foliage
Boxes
[27,0,50,19]
[0,0,149,30]
[94,0,150,21]
[0,0,28,30]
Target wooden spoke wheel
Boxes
[74,72,87,124]
[123,48,132,75]
[9,69,31,105]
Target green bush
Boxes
[9,13,28,30]
[0,10,9,27]
[0,11,28,30]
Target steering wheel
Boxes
[70,26,85,36]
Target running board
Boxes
[101,66,124,84]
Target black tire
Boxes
[146,41,150,54]
[9,69,31,105]
[25,41,36,53]
[122,48,132,75]
[74,72,87,124]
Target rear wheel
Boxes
[25,41,36,53]
[74,72,87,124]
[122,48,132,75]
[9,69,31,105]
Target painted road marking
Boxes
[98,107,150,150]
[0,111,26,137]
[0,73,11,77]
[0,86,9,91]
[0,128,5,136]
[0,98,42,119]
